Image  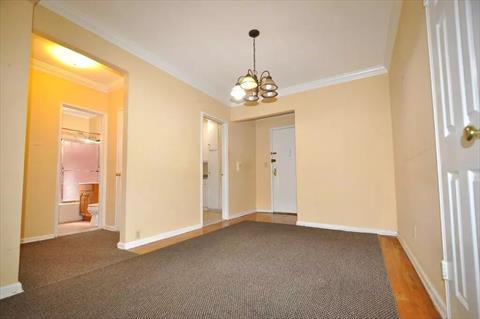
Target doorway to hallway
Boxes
[201,114,228,226]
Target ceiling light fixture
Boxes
[52,46,98,68]
[231,29,278,103]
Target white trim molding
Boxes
[117,224,202,250]
[278,65,387,98]
[0,282,23,300]
[102,225,117,232]
[227,209,256,220]
[398,237,447,318]
[20,234,55,244]
[256,208,274,213]
[296,220,397,236]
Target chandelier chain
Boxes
[253,37,256,73]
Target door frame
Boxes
[54,103,108,236]
[270,124,297,214]
[200,112,229,225]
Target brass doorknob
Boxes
[463,125,480,142]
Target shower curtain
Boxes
[61,140,99,202]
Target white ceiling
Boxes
[31,34,124,92]
[41,0,401,105]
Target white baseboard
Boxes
[296,220,398,236]
[227,209,256,220]
[256,208,273,213]
[102,225,117,232]
[20,234,55,244]
[0,282,23,299]
[398,237,447,318]
[117,223,202,250]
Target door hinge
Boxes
[441,260,450,280]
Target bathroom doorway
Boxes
[20,34,126,243]
[56,106,106,236]
[201,113,229,226]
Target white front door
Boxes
[426,1,480,318]
[271,126,297,213]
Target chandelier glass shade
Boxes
[231,29,278,103]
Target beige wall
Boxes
[231,74,398,232]
[32,5,230,243]
[255,113,295,211]
[389,0,445,303]
[0,0,33,289]
[229,121,256,216]
[22,68,122,238]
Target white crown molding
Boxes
[0,282,23,300]
[296,220,398,236]
[229,65,388,107]
[20,233,55,244]
[39,1,225,104]
[398,237,447,318]
[41,2,391,107]
[117,223,202,250]
[31,58,111,93]
[278,65,388,97]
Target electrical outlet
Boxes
[441,260,450,280]
[136,230,140,239]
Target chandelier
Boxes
[230,29,278,103]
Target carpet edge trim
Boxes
[296,220,398,236]
[117,223,202,250]
[0,282,23,300]
[398,237,447,319]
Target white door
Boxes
[271,126,297,213]
[206,120,221,210]
[426,1,480,318]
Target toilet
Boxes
[88,203,99,226]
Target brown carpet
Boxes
[1,222,398,318]
[19,230,135,290]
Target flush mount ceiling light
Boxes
[52,46,99,68]
[230,29,278,104]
